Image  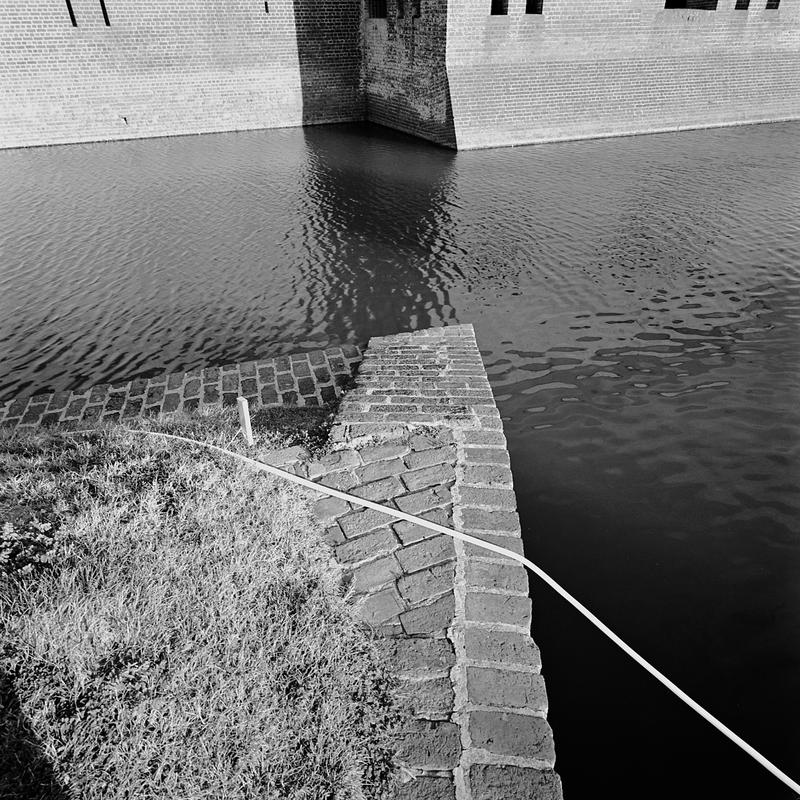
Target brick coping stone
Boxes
[0,344,363,430]
[309,324,563,800]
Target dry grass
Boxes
[0,410,401,800]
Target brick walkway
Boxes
[0,345,363,430]
[296,325,562,800]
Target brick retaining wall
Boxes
[305,324,562,799]
[1,324,562,797]
[4,1,797,152]
[0,344,363,430]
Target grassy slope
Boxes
[0,409,401,800]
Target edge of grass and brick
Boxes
[1,324,563,800]
[1,409,402,800]
[307,325,563,800]
[0,344,363,429]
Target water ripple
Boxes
[1,120,799,799]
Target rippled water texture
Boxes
[2,122,799,797]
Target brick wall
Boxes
[0,0,362,149]
[294,0,364,124]
[445,0,800,148]
[314,325,562,799]
[3,0,797,150]
[363,0,457,147]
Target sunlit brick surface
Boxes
[444,0,800,148]
[307,325,563,799]
[0,0,362,148]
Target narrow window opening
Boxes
[734,0,749,7]
[765,0,780,8]
[99,0,110,25]
[491,0,509,15]
[664,0,718,8]
[65,0,78,26]
[367,0,387,17]
[264,0,269,11]
[412,0,421,17]
[526,0,543,12]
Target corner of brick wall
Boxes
[312,324,562,800]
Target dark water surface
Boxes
[2,122,799,797]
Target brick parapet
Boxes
[0,345,363,431]
[313,324,562,800]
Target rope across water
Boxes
[65,426,800,796]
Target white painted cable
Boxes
[65,426,800,796]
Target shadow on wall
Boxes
[292,0,365,125]
[362,0,458,148]
[0,670,70,800]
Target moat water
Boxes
[1,122,799,798]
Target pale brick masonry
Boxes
[0,345,362,430]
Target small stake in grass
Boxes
[237,397,255,447]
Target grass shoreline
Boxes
[1,408,402,799]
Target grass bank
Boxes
[1,408,401,800]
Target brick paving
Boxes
[296,324,562,800]
[0,345,363,430]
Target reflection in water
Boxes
[1,121,799,798]
[295,125,459,337]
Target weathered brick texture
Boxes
[306,324,562,799]
[2,323,562,796]
[6,0,795,150]
[360,0,800,148]
[363,0,456,147]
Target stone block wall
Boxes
[0,344,363,430]
[445,0,800,149]
[0,0,362,149]
[305,325,562,799]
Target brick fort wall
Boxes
[445,0,800,149]
[0,0,362,149]
[2,0,798,150]
[363,0,457,148]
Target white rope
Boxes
[64,426,800,796]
